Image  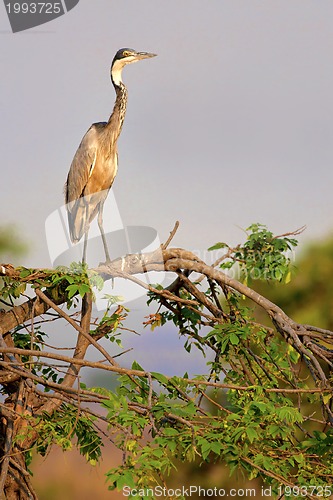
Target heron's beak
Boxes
[136,52,157,60]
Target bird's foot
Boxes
[99,258,112,267]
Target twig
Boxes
[0,349,331,394]
[162,221,179,249]
[273,225,307,239]
[35,288,118,368]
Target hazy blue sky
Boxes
[2,1,333,263]
[1,1,333,373]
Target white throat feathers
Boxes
[111,56,139,86]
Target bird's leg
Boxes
[97,209,111,263]
[82,230,88,265]
[82,202,90,265]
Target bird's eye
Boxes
[123,50,132,57]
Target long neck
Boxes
[106,80,128,144]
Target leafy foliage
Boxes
[103,309,333,494]
[209,223,298,284]
[34,405,103,465]
[254,235,333,329]
[0,224,332,498]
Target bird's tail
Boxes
[67,199,88,243]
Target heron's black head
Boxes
[113,48,157,64]
[111,48,157,86]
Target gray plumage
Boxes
[65,48,156,262]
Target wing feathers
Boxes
[65,122,117,243]
[65,125,100,242]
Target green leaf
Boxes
[78,284,91,296]
[116,471,136,490]
[162,428,179,437]
[210,441,223,454]
[151,372,169,385]
[19,268,31,278]
[208,242,228,251]
[250,401,267,412]
[322,393,332,405]
[103,294,125,304]
[278,406,303,424]
[245,427,258,443]
[66,284,79,299]
[131,361,144,371]
[229,332,240,345]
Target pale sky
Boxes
[1,1,333,374]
